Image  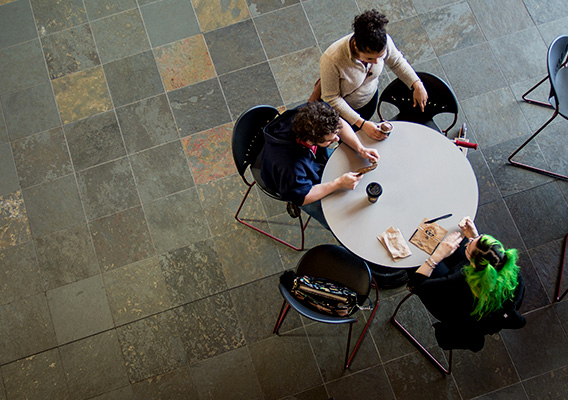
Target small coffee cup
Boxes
[379,121,393,136]
[366,182,383,203]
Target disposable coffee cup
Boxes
[379,121,393,136]
[366,182,383,203]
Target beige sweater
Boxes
[320,34,420,125]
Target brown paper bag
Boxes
[409,218,448,255]
[377,227,412,261]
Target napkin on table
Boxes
[377,227,412,261]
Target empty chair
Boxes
[273,244,379,369]
[232,105,311,251]
[508,35,568,181]
[377,72,459,135]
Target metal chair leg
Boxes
[345,278,380,369]
[507,110,568,181]
[521,75,554,108]
[273,300,291,334]
[235,181,311,251]
[555,233,568,302]
[391,293,452,374]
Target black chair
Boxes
[273,244,379,369]
[508,35,568,181]
[391,274,526,374]
[555,233,568,301]
[232,105,311,251]
[377,72,459,136]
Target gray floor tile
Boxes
[474,199,525,251]
[0,349,69,400]
[523,366,568,400]
[245,0,299,17]
[505,182,568,249]
[0,0,37,50]
[104,256,172,325]
[489,27,548,86]
[1,83,60,140]
[35,223,100,291]
[327,365,396,400]
[467,149,501,206]
[89,206,155,272]
[254,4,316,59]
[90,386,133,400]
[439,42,506,100]
[0,142,19,196]
[220,62,283,119]
[47,274,114,344]
[41,24,100,79]
[158,239,228,307]
[140,0,200,47]
[59,330,130,399]
[0,292,57,364]
[528,237,566,303]
[474,383,528,400]
[103,51,163,107]
[0,40,49,95]
[536,121,568,177]
[144,188,210,253]
[204,19,265,76]
[131,366,198,399]
[30,0,87,36]
[357,0,417,23]
[469,0,534,40]
[420,1,485,56]
[22,174,84,238]
[302,0,358,45]
[502,306,568,379]
[168,78,232,136]
[0,104,7,144]
[90,9,150,63]
[115,94,179,154]
[0,241,42,306]
[175,292,246,363]
[523,0,568,25]
[117,309,187,383]
[129,141,194,203]
[0,190,31,250]
[537,17,568,46]
[77,157,139,220]
[84,0,138,20]
[11,127,73,188]
[387,16,437,65]
[190,347,263,400]
[64,111,126,171]
[248,330,322,400]
[516,251,550,313]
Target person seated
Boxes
[310,9,428,141]
[261,102,379,230]
[407,217,526,351]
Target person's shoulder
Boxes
[322,34,352,58]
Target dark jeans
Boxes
[351,89,379,131]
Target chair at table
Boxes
[377,72,459,136]
[508,35,568,181]
[391,274,526,374]
[232,105,311,251]
[273,244,379,369]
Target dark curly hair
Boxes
[352,10,389,53]
[292,102,341,144]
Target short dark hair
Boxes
[352,10,389,53]
[292,102,341,144]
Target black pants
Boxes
[351,89,379,131]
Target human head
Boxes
[463,234,520,319]
[292,102,341,146]
[352,9,389,54]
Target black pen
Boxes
[425,213,452,224]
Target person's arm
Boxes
[320,55,362,125]
[302,172,362,205]
[336,119,380,162]
[412,80,428,112]
[414,232,463,278]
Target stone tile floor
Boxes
[1,0,568,399]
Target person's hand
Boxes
[412,80,428,112]
[361,121,389,141]
[431,232,462,263]
[459,217,479,239]
[359,147,380,163]
[335,172,363,190]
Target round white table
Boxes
[321,121,478,268]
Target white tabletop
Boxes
[321,121,478,268]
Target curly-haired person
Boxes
[261,102,379,229]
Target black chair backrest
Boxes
[232,105,279,181]
[296,244,371,298]
[547,35,568,118]
[378,72,458,132]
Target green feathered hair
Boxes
[462,235,520,320]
